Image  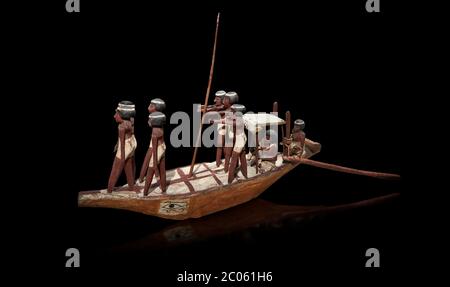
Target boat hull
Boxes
[79,162,299,220]
[79,138,322,220]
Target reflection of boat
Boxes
[78,139,322,220]
[111,193,400,251]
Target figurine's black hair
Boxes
[225,91,239,104]
[117,100,136,120]
[293,119,305,131]
[150,98,166,112]
[215,90,226,99]
[148,111,166,127]
[231,104,246,114]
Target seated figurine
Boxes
[252,130,278,173]
[284,119,306,158]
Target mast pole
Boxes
[189,13,221,177]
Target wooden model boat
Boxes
[78,14,400,220]
[79,139,322,220]
[78,135,399,220]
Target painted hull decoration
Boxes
[159,199,190,216]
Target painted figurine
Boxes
[202,90,227,167]
[222,91,239,172]
[250,129,278,172]
[212,90,227,167]
[139,98,166,183]
[108,101,137,193]
[227,104,248,183]
[285,119,306,157]
[201,90,226,112]
[143,111,167,196]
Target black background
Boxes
[14,0,413,283]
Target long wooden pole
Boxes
[281,157,401,180]
[285,111,291,138]
[300,158,401,180]
[189,13,221,177]
[283,111,291,156]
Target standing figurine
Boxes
[143,111,167,196]
[222,91,239,172]
[211,90,227,167]
[139,98,166,182]
[227,104,248,183]
[108,101,137,193]
[201,90,226,112]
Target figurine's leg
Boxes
[143,167,156,196]
[216,147,223,167]
[216,135,224,167]
[107,157,125,193]
[159,157,167,193]
[139,148,152,183]
[239,151,248,178]
[249,155,257,166]
[124,158,136,192]
[155,162,160,178]
[131,156,136,180]
[228,152,239,184]
[224,147,232,173]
